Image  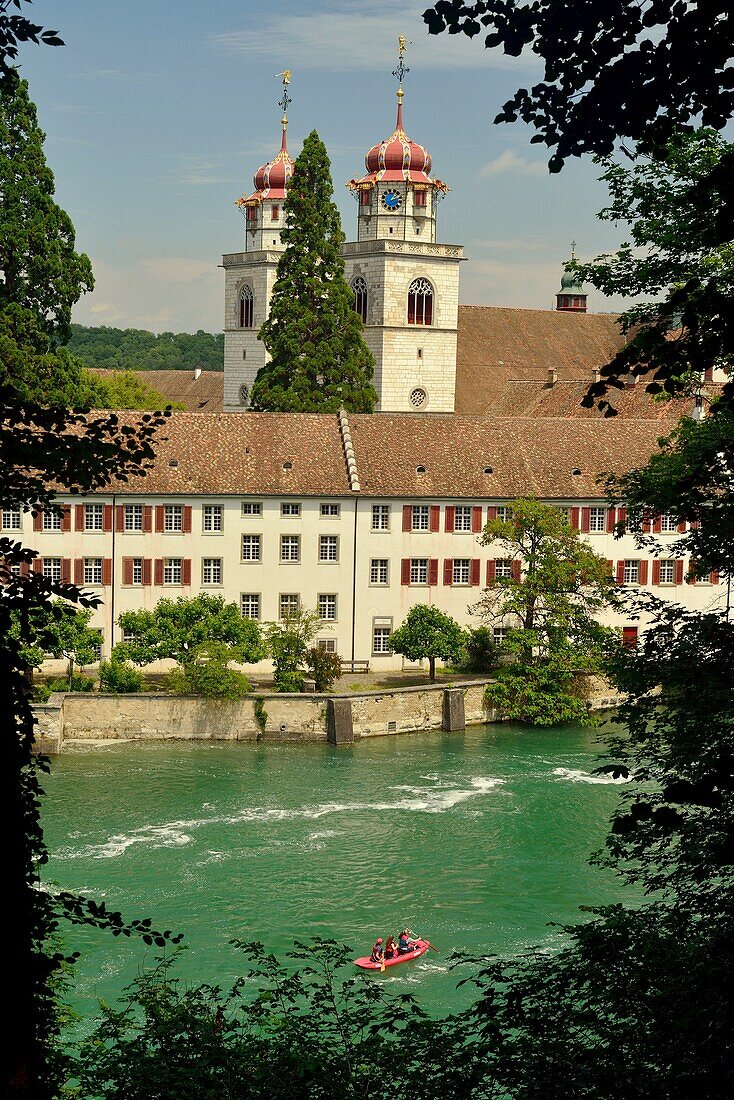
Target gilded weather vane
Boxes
[392,35,410,87]
[275,70,292,127]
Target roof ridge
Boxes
[338,408,361,493]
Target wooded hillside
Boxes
[67,325,224,372]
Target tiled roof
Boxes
[490,378,695,420]
[90,369,224,412]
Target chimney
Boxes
[547,367,558,387]
[194,368,202,381]
[592,368,601,384]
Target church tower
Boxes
[222,74,295,411]
[555,242,588,313]
[343,39,464,413]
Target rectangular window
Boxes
[372,504,390,530]
[85,504,103,531]
[411,505,430,531]
[414,189,427,208]
[659,559,676,584]
[319,534,339,562]
[495,506,510,523]
[43,511,62,531]
[410,558,428,585]
[495,558,514,579]
[454,506,472,532]
[556,506,571,523]
[122,629,136,645]
[660,514,679,533]
[42,557,62,583]
[87,631,103,661]
[163,558,182,585]
[132,558,143,585]
[241,501,262,516]
[317,638,337,653]
[279,593,300,619]
[281,502,301,517]
[271,204,279,220]
[589,507,607,533]
[370,558,389,585]
[493,627,508,645]
[318,594,337,620]
[241,534,262,561]
[1,507,21,530]
[623,560,640,585]
[453,558,471,585]
[164,505,183,532]
[203,505,223,532]
[125,504,143,531]
[372,624,393,655]
[84,557,103,585]
[202,558,223,585]
[240,594,261,620]
[281,535,300,562]
[320,503,340,517]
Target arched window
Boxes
[239,285,254,328]
[407,278,433,326]
[352,276,368,323]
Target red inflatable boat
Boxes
[354,939,430,970]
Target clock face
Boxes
[382,189,402,211]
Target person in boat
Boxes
[384,934,398,959]
[397,930,417,955]
[370,937,384,963]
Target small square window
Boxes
[495,559,513,579]
[495,506,511,523]
[412,505,430,531]
[281,502,301,517]
[410,558,428,585]
[43,510,62,531]
[623,560,640,585]
[241,534,261,561]
[318,594,337,620]
[493,626,508,645]
[43,558,62,583]
[319,535,338,562]
[452,558,470,585]
[164,558,182,585]
[240,594,261,620]
[84,557,103,585]
[241,501,262,516]
[370,558,389,585]
[279,593,300,619]
[660,514,679,533]
[203,505,223,532]
[2,507,21,530]
[85,504,103,531]
[320,503,340,517]
[454,506,472,532]
[372,624,393,655]
[125,504,143,531]
[372,504,390,530]
[281,535,300,562]
[317,638,337,653]
[164,505,183,532]
[589,507,606,533]
[202,558,223,585]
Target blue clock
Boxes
[382,189,402,211]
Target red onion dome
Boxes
[348,99,447,192]
[236,129,294,207]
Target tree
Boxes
[476,500,618,725]
[0,1,63,82]
[264,607,321,692]
[388,604,465,683]
[42,604,100,688]
[305,647,342,691]
[67,324,224,373]
[249,131,377,413]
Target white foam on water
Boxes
[552,767,628,785]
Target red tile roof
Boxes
[90,369,224,412]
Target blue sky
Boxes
[21,0,633,333]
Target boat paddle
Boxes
[407,928,439,953]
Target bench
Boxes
[340,660,370,674]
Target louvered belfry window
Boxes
[239,285,254,328]
[407,278,433,325]
[352,276,368,323]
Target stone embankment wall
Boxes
[34,680,498,754]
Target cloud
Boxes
[480,150,548,178]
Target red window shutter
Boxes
[651,560,661,585]
[402,505,412,532]
[638,560,648,585]
[74,558,84,585]
[643,516,652,534]
[622,627,638,649]
[617,507,627,529]
[122,558,133,585]
[652,515,662,534]
[75,504,85,531]
[511,560,521,582]
[486,560,496,585]
[61,506,71,532]
[471,506,483,533]
[429,506,440,533]
[103,504,113,532]
[401,558,411,585]
[32,558,43,574]
[674,559,684,585]
[20,562,30,578]
[486,506,497,522]
[690,518,699,530]
[154,558,164,585]
[155,506,165,533]
[443,559,453,585]
[710,570,720,585]
[142,506,152,533]
[677,519,687,534]
[581,507,591,533]
[102,558,113,586]
[445,506,455,533]
[606,559,614,577]
[182,558,192,585]
[470,559,481,586]
[606,508,616,533]
[687,559,697,584]
[183,506,193,534]
[142,559,152,586]
[61,559,71,584]
[570,507,580,531]
[616,561,625,584]
[428,559,439,586]
[33,511,43,532]
[115,505,125,532]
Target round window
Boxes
[409,387,428,409]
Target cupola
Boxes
[236,71,295,211]
[555,242,588,313]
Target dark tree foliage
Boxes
[0,0,62,80]
[250,131,377,413]
[67,324,225,373]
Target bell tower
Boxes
[555,241,588,313]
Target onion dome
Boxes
[559,267,584,295]
[349,93,448,193]
[236,129,294,207]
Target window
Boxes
[84,558,103,585]
[495,506,510,523]
[2,507,21,530]
[279,593,300,619]
[556,506,571,523]
[454,506,472,532]
[125,504,143,531]
[42,558,62,583]
[411,505,430,531]
[453,558,471,585]
[623,560,640,585]
[281,502,301,516]
[407,277,433,325]
[87,631,103,662]
[589,507,607,533]
[318,594,337,620]
[493,626,509,645]
[659,559,676,584]
[352,276,368,323]
[409,387,427,409]
[203,505,223,532]
[239,284,254,328]
[85,504,103,531]
[359,188,371,207]
[280,535,300,562]
[372,623,393,655]
[320,503,340,517]
[202,558,222,585]
[372,504,390,530]
[622,626,639,649]
[242,501,262,516]
[410,558,428,585]
[122,629,136,645]
[246,206,257,222]
[164,558,182,585]
[271,205,279,220]
[414,188,427,208]
[317,638,337,652]
[164,505,183,532]
[43,510,62,531]
[241,594,261,620]
[241,534,261,561]
[132,558,143,585]
[660,514,679,533]
[370,558,389,585]
[496,559,514,579]
[319,535,338,562]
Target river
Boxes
[41,722,633,1020]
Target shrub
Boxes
[33,683,52,703]
[47,673,95,693]
[168,660,251,699]
[305,648,342,691]
[461,627,499,672]
[99,659,143,694]
[274,670,305,694]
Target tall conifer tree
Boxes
[249,131,377,413]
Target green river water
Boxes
[42,723,633,1021]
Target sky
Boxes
[19,0,635,334]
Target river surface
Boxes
[42,723,633,1020]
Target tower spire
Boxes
[392,36,409,131]
[276,69,292,149]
